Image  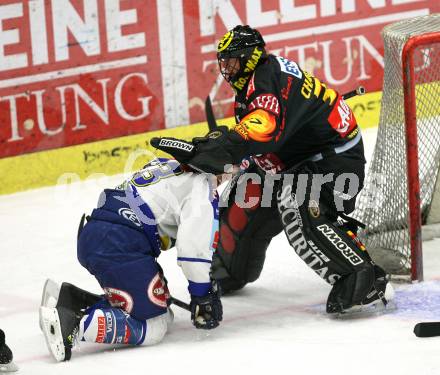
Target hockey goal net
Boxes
[355,14,440,282]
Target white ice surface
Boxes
[1,127,440,375]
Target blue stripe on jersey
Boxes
[209,191,220,252]
[177,257,212,263]
[188,281,212,297]
[126,185,162,256]
[212,191,219,220]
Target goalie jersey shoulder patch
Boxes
[275,56,302,79]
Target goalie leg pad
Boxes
[212,166,283,293]
[276,165,376,310]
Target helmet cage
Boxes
[218,53,241,83]
[217,26,266,91]
[218,46,265,91]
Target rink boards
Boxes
[0,92,380,195]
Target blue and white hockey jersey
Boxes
[91,158,219,297]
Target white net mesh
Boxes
[355,14,440,278]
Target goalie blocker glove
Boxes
[190,282,223,330]
[150,137,196,165]
[151,126,248,174]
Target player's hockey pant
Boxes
[77,219,171,343]
[78,300,169,346]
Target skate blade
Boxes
[39,306,66,362]
[0,361,19,373]
[39,279,61,331]
[332,299,397,319]
[332,283,396,319]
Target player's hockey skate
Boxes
[0,330,18,372]
[331,266,395,318]
[39,279,102,331]
[39,279,102,361]
[40,305,81,361]
[40,279,102,311]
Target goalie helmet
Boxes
[217,25,267,92]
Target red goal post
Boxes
[403,31,440,281]
[355,14,440,282]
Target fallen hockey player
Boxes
[40,158,222,362]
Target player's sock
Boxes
[78,307,168,346]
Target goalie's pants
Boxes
[213,144,366,291]
[77,219,169,321]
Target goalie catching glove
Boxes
[190,281,223,330]
[150,126,248,174]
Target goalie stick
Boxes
[205,95,218,131]
[414,322,440,337]
[342,86,366,100]
[169,296,190,312]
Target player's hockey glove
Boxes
[190,281,223,330]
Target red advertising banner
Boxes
[183,0,440,124]
[1,0,440,159]
[0,0,163,158]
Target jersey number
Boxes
[130,159,183,187]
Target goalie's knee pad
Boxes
[212,166,283,292]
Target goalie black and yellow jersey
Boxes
[232,54,365,171]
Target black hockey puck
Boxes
[414,322,440,338]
